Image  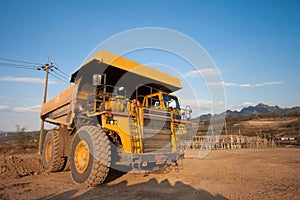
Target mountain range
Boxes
[196,103,300,121]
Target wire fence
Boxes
[189,135,277,150]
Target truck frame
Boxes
[40,50,192,186]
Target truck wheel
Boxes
[42,130,65,172]
[70,126,111,186]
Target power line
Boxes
[0,57,43,66]
[50,69,70,82]
[48,71,70,85]
[56,68,70,78]
[53,62,70,77]
[0,57,71,77]
[49,72,70,84]
[0,62,41,70]
[0,62,38,68]
[0,56,71,84]
[56,68,69,77]
[51,68,69,80]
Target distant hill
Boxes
[193,104,300,137]
[0,131,8,134]
[194,103,300,121]
[226,103,300,116]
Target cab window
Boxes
[163,94,180,110]
[147,95,160,108]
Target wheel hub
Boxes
[74,140,90,174]
[45,140,52,163]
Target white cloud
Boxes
[0,105,10,112]
[208,82,252,87]
[0,76,56,84]
[180,99,226,115]
[180,100,258,116]
[184,68,220,78]
[226,102,254,111]
[255,81,284,87]
[13,105,41,113]
[241,102,254,107]
[208,81,284,88]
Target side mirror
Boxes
[93,74,103,86]
[186,105,192,113]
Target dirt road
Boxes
[0,148,299,200]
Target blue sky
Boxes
[0,0,299,131]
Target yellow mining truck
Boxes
[40,50,192,186]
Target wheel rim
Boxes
[45,140,52,163]
[74,140,90,174]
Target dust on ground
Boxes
[238,117,300,129]
[0,148,299,200]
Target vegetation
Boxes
[196,114,300,137]
[16,125,30,146]
[0,126,39,154]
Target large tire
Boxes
[42,130,65,172]
[70,126,111,187]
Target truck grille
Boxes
[143,109,172,153]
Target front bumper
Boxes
[125,152,179,164]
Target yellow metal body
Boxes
[40,50,190,156]
[102,114,132,152]
[41,85,74,128]
[71,50,182,91]
[95,91,190,153]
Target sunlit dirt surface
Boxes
[0,148,299,200]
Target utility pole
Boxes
[38,58,54,155]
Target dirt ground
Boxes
[0,147,299,200]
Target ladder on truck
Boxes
[129,108,143,153]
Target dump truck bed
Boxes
[41,50,183,126]
[71,50,182,93]
[40,85,74,126]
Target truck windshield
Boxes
[163,94,180,110]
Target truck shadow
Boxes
[103,168,128,184]
[42,177,228,200]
